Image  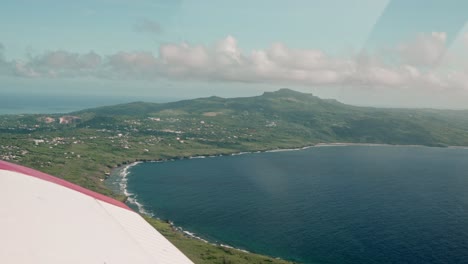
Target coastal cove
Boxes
[5,89,468,264]
[109,145,468,264]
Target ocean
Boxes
[121,146,468,264]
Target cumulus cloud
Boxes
[107,51,158,79]
[147,34,466,91]
[133,19,162,35]
[13,50,102,78]
[397,32,447,66]
[152,36,352,85]
[2,34,467,92]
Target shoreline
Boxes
[108,142,461,258]
[112,161,254,254]
[112,162,153,216]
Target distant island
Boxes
[1,88,468,263]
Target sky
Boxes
[1,0,467,108]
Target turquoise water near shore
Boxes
[126,146,468,264]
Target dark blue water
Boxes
[126,146,468,264]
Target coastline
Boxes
[112,161,253,254]
[112,141,456,214]
[108,141,456,257]
[111,162,153,216]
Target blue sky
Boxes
[1,0,467,108]
[2,0,389,57]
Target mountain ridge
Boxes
[73,89,468,147]
[75,89,468,116]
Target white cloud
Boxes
[12,50,102,78]
[160,43,209,68]
[14,61,41,78]
[215,35,242,65]
[397,32,447,66]
[2,34,467,93]
[36,51,102,70]
[107,51,158,78]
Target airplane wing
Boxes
[0,160,194,264]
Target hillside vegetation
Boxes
[78,88,468,147]
[1,88,467,263]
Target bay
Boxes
[126,146,468,264]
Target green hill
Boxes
[1,88,468,264]
[76,88,468,147]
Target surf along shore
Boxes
[105,144,326,264]
[106,144,319,259]
[106,142,457,263]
